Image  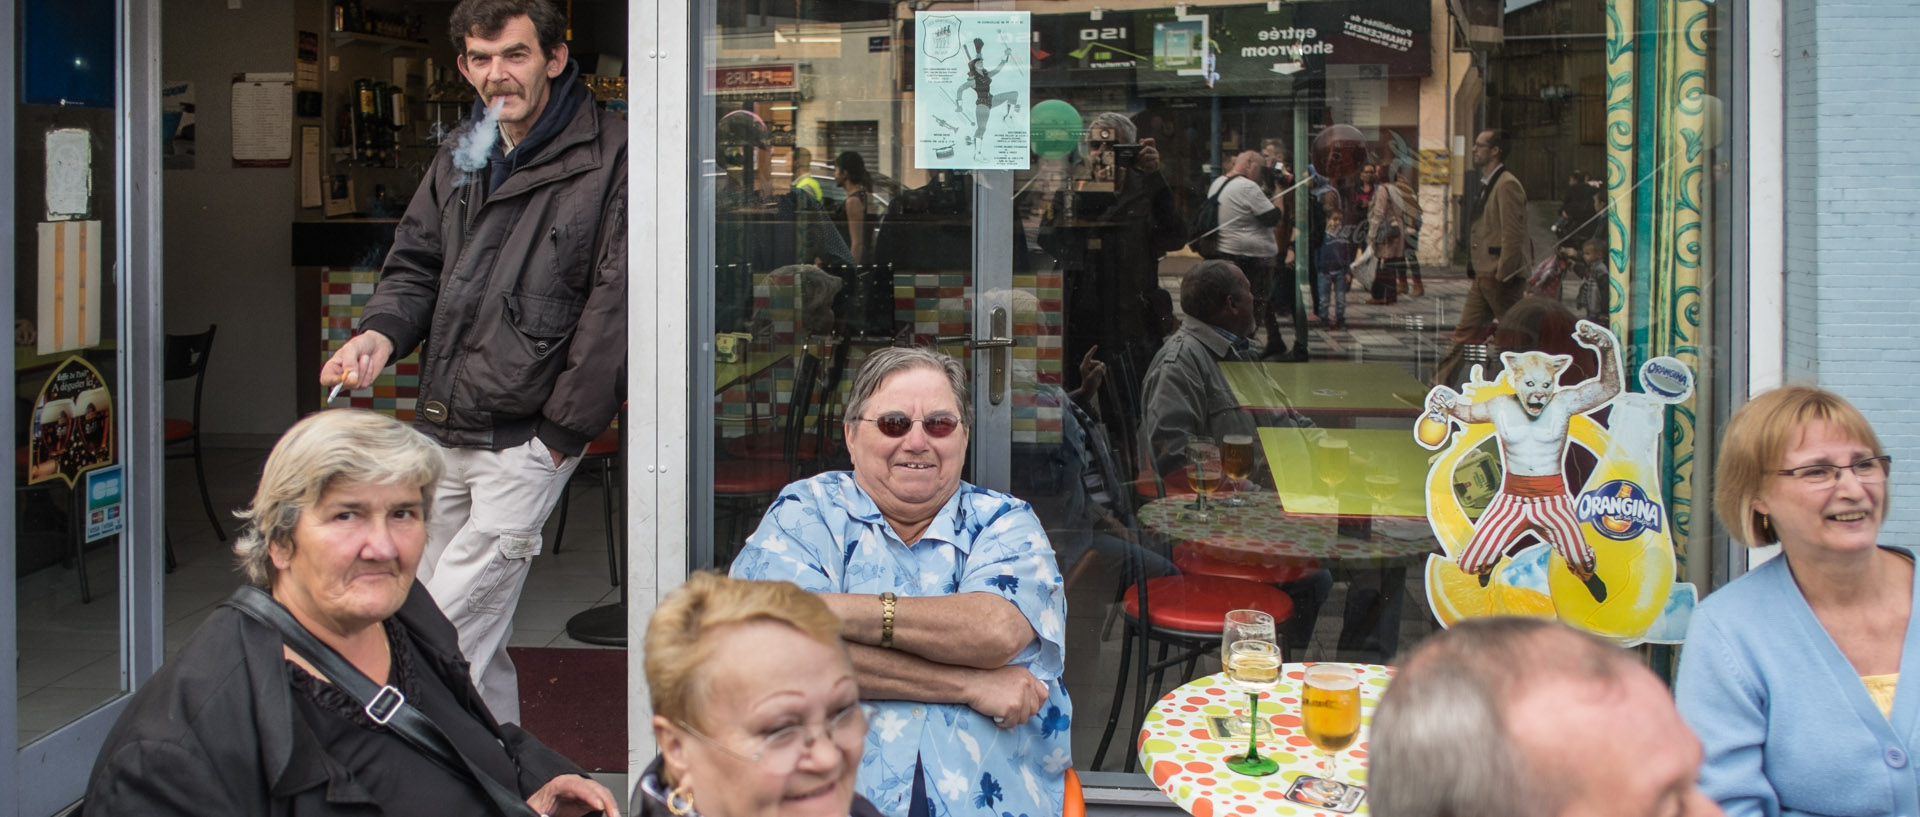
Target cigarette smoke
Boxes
[453,100,505,173]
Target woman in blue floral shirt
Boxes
[732,347,1072,817]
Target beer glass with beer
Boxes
[1364,471,1399,513]
[1300,663,1362,797]
[1314,437,1350,494]
[1221,611,1281,776]
[1219,433,1257,506]
[1185,436,1222,520]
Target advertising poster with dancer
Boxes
[915,11,1030,170]
[1412,320,1699,647]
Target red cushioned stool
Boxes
[1173,541,1320,585]
[1094,573,1294,774]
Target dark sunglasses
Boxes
[857,413,963,438]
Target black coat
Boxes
[359,63,628,458]
[82,582,585,816]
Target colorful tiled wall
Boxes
[322,268,421,420]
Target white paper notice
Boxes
[232,79,294,167]
[915,11,1030,170]
[301,126,323,208]
[44,128,92,220]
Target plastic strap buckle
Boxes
[364,685,407,725]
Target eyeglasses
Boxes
[677,703,869,773]
[1776,455,1893,487]
[856,413,963,438]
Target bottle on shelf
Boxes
[372,81,392,164]
[389,83,407,133]
[355,78,377,163]
[335,103,353,153]
[332,0,346,32]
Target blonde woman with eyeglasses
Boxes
[644,573,882,817]
[1677,385,1917,817]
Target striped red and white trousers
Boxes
[1459,474,1594,576]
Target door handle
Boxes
[931,308,1016,404]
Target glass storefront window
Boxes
[693,0,1738,794]
[14,0,127,747]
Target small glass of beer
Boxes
[1301,663,1363,797]
[1314,437,1351,494]
[1185,437,1222,520]
[1218,433,1257,506]
[1364,472,1400,513]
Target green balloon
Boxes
[1029,99,1083,159]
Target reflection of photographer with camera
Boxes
[1042,112,1185,404]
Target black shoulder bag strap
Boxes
[223,586,540,817]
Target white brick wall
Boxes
[1783,0,1920,538]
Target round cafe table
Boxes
[1138,664,1397,817]
[1137,496,1438,562]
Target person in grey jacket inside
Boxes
[320,0,627,723]
[84,410,618,817]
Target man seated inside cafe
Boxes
[730,346,1069,817]
[1139,259,1329,653]
[1369,617,1725,817]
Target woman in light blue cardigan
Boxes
[1676,386,1917,817]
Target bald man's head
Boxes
[1370,618,1723,817]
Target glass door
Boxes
[5,0,166,810]
[692,0,1741,798]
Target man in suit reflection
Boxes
[1435,129,1531,388]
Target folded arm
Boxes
[848,644,1048,727]
[822,591,1035,670]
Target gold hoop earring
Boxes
[1759,513,1776,541]
[666,785,695,817]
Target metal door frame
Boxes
[5,0,168,811]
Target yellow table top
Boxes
[713,349,792,392]
[1259,427,1431,519]
[16,343,115,374]
[1219,362,1427,418]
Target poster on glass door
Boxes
[915,11,1030,170]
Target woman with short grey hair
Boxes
[87,409,618,817]
[230,408,444,587]
[842,345,974,432]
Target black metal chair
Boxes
[1075,400,1296,773]
[551,412,624,588]
[165,326,225,542]
[713,346,823,567]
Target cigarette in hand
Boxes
[327,368,357,403]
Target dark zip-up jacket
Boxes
[82,582,586,815]
[360,66,627,456]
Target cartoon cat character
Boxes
[1426,319,1623,601]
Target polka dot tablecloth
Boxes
[1137,665,1397,817]
[1138,497,1438,561]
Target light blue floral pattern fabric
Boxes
[730,472,1071,817]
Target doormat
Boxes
[510,646,626,772]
